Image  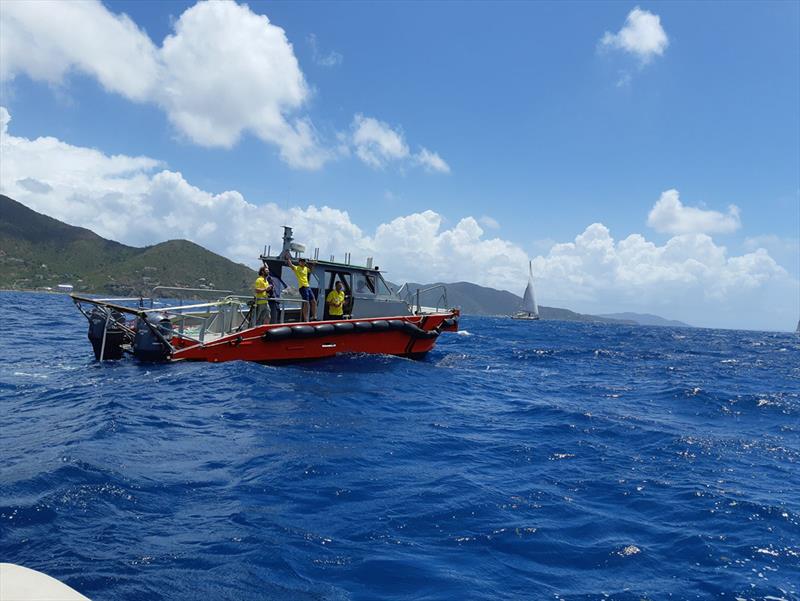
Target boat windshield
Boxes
[374,274,393,296]
[354,272,394,296]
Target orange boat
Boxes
[71,227,459,363]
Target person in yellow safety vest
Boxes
[285,253,317,321]
[254,266,272,325]
[326,281,346,318]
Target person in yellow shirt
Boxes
[285,254,317,321]
[326,281,346,319]
[253,266,272,325]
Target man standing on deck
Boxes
[284,254,317,321]
[253,266,272,325]
[326,281,346,319]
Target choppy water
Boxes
[1,290,799,600]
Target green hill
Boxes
[0,194,256,295]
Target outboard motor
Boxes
[133,313,173,362]
[87,307,126,360]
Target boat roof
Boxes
[260,254,384,273]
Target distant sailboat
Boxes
[796,318,800,334]
[512,261,540,320]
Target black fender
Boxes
[354,321,374,333]
[263,326,292,341]
[314,323,336,335]
[334,321,355,333]
[371,320,390,331]
[291,325,316,338]
[403,322,440,339]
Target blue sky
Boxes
[1,1,798,329]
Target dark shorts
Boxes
[299,287,316,302]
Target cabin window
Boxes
[354,273,376,295]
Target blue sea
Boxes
[1,290,799,600]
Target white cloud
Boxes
[647,189,741,235]
[350,115,450,173]
[744,235,800,278]
[0,0,326,169]
[0,0,159,101]
[531,223,795,328]
[351,114,409,169]
[307,33,343,67]
[415,147,451,174]
[1,108,794,330]
[601,7,669,64]
[157,2,328,168]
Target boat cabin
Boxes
[259,227,411,322]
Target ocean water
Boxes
[1,290,798,601]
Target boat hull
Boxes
[170,313,457,363]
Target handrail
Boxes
[151,286,233,296]
[150,286,234,309]
[408,284,448,314]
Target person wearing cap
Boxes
[285,254,317,321]
[253,266,272,325]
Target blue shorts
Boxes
[299,287,316,302]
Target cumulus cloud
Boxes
[0,0,159,101]
[350,114,450,173]
[533,223,785,304]
[530,223,797,330]
[601,6,669,64]
[744,235,800,278]
[647,189,741,235]
[351,114,410,168]
[0,1,325,168]
[1,108,794,330]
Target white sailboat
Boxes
[512,261,540,320]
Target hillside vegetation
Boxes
[0,195,256,295]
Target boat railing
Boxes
[73,292,319,346]
[150,286,234,308]
[399,284,449,314]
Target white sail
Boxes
[521,261,538,316]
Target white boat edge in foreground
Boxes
[0,563,91,600]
